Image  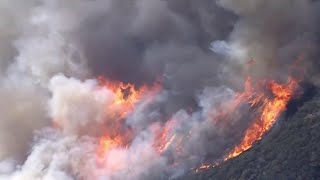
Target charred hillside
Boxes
[186,88,320,180]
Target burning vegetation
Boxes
[0,0,320,180]
[188,84,320,180]
[225,76,299,160]
[78,64,301,175]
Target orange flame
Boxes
[195,76,299,172]
[154,120,176,153]
[95,77,162,164]
[195,163,220,173]
[95,66,299,173]
[97,136,123,161]
[98,77,161,119]
[225,77,298,160]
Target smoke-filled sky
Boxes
[0,0,319,179]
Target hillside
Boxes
[186,88,320,180]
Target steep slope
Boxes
[187,90,320,180]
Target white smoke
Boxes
[0,0,318,179]
[49,75,113,136]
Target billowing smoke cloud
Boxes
[0,0,319,179]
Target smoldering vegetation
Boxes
[0,0,319,179]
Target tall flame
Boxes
[195,76,299,172]
[225,77,299,160]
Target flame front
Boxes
[225,77,298,160]
[195,75,299,172]
[96,69,299,174]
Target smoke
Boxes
[0,0,319,179]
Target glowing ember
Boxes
[195,163,220,173]
[195,164,212,173]
[96,67,299,174]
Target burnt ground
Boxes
[183,87,320,180]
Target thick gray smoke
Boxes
[0,0,319,179]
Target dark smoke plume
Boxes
[0,0,319,179]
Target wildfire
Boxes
[154,120,177,153]
[95,65,299,174]
[195,76,299,173]
[225,77,298,160]
[95,77,162,165]
[195,163,220,173]
[98,77,161,119]
[97,136,123,161]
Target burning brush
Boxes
[195,58,304,172]
[0,1,319,180]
